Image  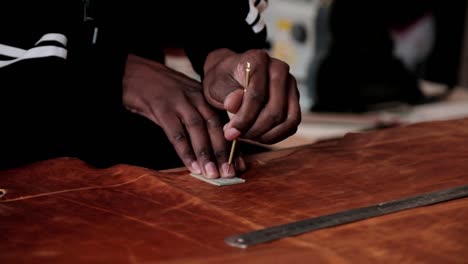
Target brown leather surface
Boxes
[1,118,468,263]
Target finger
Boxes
[243,59,290,139]
[223,89,244,114]
[256,75,301,144]
[224,50,270,141]
[177,104,219,179]
[193,98,235,178]
[157,111,201,175]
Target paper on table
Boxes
[189,173,246,186]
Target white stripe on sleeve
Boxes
[252,19,266,33]
[245,0,268,33]
[35,33,68,46]
[0,43,26,58]
[245,0,259,25]
[0,46,67,68]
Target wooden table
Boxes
[1,118,468,263]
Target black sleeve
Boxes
[121,1,268,75]
[183,0,269,76]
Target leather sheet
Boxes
[1,118,468,263]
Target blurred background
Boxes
[264,0,467,110]
[167,0,468,149]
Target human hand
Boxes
[203,48,301,144]
[123,54,245,178]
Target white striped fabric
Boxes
[35,33,68,46]
[245,0,268,34]
[0,44,25,58]
[0,33,68,68]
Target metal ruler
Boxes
[225,185,468,248]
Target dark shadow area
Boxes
[310,0,467,113]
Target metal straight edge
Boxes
[225,185,468,249]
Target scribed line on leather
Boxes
[225,185,468,248]
[0,174,149,203]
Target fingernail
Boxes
[190,161,201,174]
[236,156,246,171]
[226,128,241,139]
[223,124,228,131]
[205,162,218,179]
[221,163,235,178]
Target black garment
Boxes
[0,0,269,170]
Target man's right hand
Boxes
[202,48,301,145]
